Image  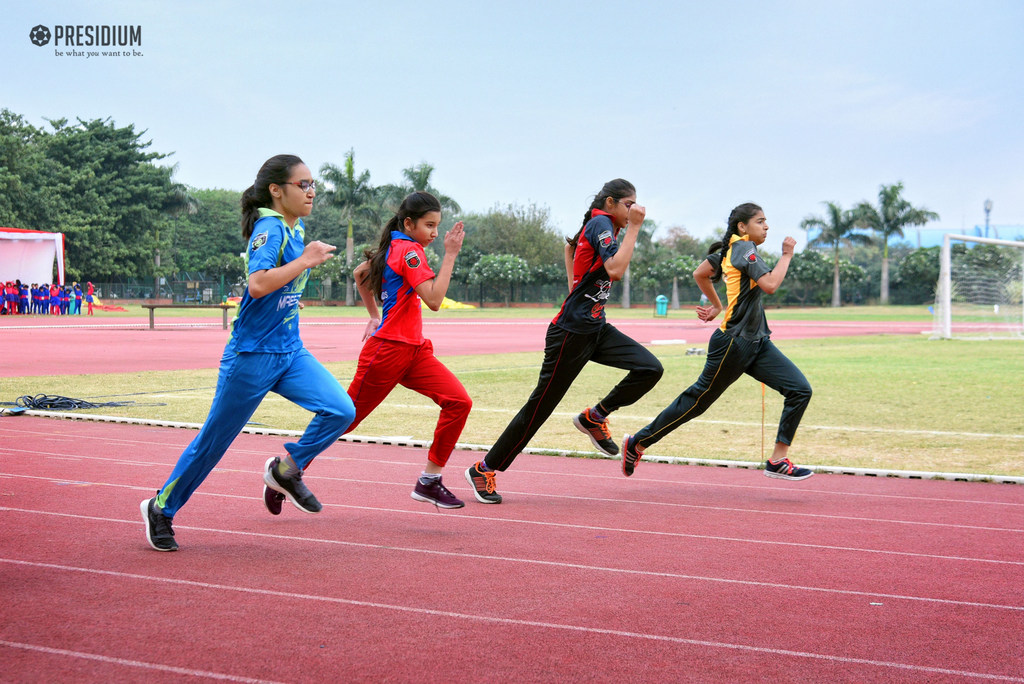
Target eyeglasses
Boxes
[280,180,316,193]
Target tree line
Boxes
[3,107,977,308]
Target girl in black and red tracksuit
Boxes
[621,202,814,482]
[464,178,663,504]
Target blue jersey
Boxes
[230,209,309,353]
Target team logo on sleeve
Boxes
[251,232,268,251]
[598,230,614,247]
[748,252,757,262]
[403,250,421,268]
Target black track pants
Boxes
[484,322,663,471]
[633,329,811,449]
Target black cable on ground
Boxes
[0,395,167,410]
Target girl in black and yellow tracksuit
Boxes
[622,202,814,481]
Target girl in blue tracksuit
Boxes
[141,154,356,552]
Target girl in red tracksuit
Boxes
[345,191,471,509]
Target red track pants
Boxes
[346,337,471,467]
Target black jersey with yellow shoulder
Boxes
[707,234,773,340]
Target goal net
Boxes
[932,234,1024,339]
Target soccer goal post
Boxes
[934,234,1024,339]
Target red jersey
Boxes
[371,232,435,345]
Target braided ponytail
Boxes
[706,202,762,282]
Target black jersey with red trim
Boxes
[551,210,620,334]
[707,234,773,340]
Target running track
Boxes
[1,417,1021,682]
[4,314,1021,681]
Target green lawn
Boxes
[3,332,1021,477]
[100,302,938,322]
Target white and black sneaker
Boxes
[141,496,178,551]
[263,456,322,513]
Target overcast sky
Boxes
[6,0,1023,253]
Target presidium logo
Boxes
[29,23,143,58]
[29,25,50,46]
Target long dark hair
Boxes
[706,202,763,282]
[359,191,442,303]
[240,154,305,240]
[566,178,636,250]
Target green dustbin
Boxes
[655,295,668,317]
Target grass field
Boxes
[3,318,1021,476]
[94,303,940,321]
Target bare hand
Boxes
[781,236,796,257]
[303,240,337,268]
[627,203,646,228]
[444,222,465,253]
[362,317,380,341]
[696,303,721,323]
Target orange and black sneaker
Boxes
[573,408,619,456]
[622,434,644,477]
[464,461,502,504]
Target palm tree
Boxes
[380,162,461,215]
[854,182,939,304]
[319,150,379,305]
[801,201,872,307]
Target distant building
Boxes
[912,226,1024,248]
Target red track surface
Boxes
[0,314,932,377]
[1,417,1022,682]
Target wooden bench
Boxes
[140,303,235,330]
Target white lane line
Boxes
[2,559,1021,682]
[3,425,1023,503]
[2,507,1023,605]
[0,639,284,683]
[4,471,1022,535]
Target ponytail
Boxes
[567,178,636,251]
[359,191,443,303]
[707,202,762,283]
[240,154,305,240]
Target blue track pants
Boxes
[156,344,355,517]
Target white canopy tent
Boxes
[0,228,66,285]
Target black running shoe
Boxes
[464,462,502,504]
[622,434,644,477]
[573,408,619,456]
[411,476,465,509]
[263,482,285,515]
[264,456,322,513]
[141,497,178,552]
[764,458,814,481]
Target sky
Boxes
[5,0,1023,254]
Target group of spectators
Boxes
[1,280,94,316]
